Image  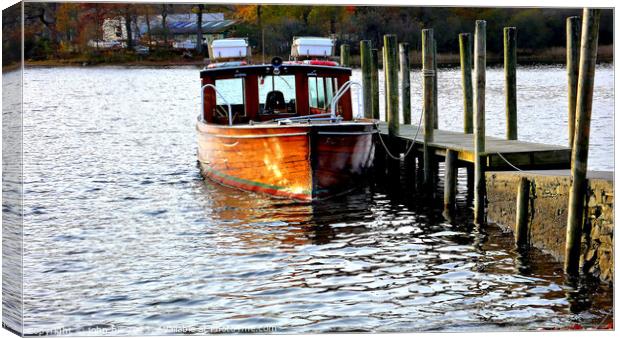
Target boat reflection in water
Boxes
[196,176,374,248]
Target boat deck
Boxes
[377,122,572,170]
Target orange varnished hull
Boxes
[196,121,375,201]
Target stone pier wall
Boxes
[485,171,613,283]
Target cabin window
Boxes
[317,78,325,108]
[309,77,337,110]
[325,78,334,107]
[258,75,296,114]
[309,77,319,108]
[214,78,246,116]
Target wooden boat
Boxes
[196,38,376,202]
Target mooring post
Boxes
[431,39,440,176]
[433,39,439,129]
[504,27,518,140]
[360,40,373,119]
[340,44,350,67]
[473,20,487,226]
[415,152,425,190]
[515,176,530,248]
[422,29,435,189]
[399,42,411,124]
[567,16,581,149]
[385,34,399,137]
[443,149,458,218]
[382,47,388,122]
[405,145,417,192]
[459,33,474,134]
[565,8,601,276]
[370,48,380,120]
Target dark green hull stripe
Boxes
[201,166,313,195]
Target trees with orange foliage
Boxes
[77,3,115,50]
[307,6,346,35]
[22,4,614,62]
[56,3,79,52]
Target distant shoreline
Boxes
[5,44,613,70]
[21,59,207,69]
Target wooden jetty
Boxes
[376,123,572,170]
[363,8,604,277]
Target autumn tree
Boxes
[56,2,79,48]
[78,3,115,50]
[307,6,345,35]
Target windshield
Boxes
[258,75,296,114]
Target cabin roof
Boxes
[200,63,351,78]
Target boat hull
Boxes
[196,121,375,201]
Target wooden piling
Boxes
[515,176,530,248]
[459,33,474,134]
[360,40,373,119]
[399,43,411,125]
[340,44,350,67]
[565,8,601,276]
[404,139,417,187]
[567,16,581,148]
[371,48,380,120]
[504,27,518,140]
[422,29,435,189]
[433,39,439,129]
[431,40,441,176]
[443,149,458,217]
[385,34,399,137]
[473,20,487,226]
[383,47,388,122]
[416,152,425,190]
[466,165,474,201]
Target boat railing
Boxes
[330,80,363,119]
[201,84,233,126]
[279,113,332,120]
[267,113,342,125]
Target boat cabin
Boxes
[200,38,353,125]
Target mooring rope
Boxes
[376,113,544,175]
[496,152,526,172]
[375,108,424,160]
[376,131,407,160]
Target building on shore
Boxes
[101,13,236,52]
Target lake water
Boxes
[10,64,614,335]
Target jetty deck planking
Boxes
[376,122,571,170]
